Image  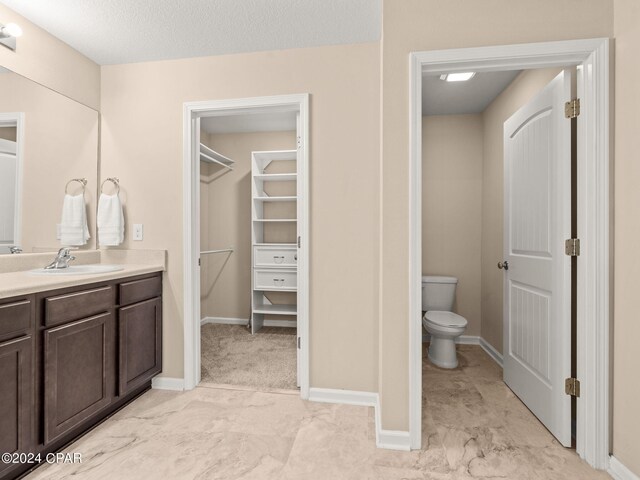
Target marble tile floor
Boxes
[25,345,609,480]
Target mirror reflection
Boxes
[0,66,99,254]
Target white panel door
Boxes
[0,151,17,247]
[503,70,572,446]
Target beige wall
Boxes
[100,42,381,391]
[422,115,483,336]
[0,71,99,252]
[199,130,296,320]
[613,0,640,473]
[380,0,613,431]
[480,68,563,353]
[0,4,100,110]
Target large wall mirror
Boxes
[0,65,99,254]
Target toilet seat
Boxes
[424,311,467,328]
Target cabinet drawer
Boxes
[45,286,114,327]
[254,269,297,291]
[254,246,297,268]
[119,275,162,306]
[0,298,32,341]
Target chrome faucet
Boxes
[44,247,77,269]
[8,246,22,254]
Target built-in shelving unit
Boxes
[251,150,298,333]
[200,143,235,169]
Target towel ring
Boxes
[64,178,87,195]
[100,177,120,194]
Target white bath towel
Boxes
[97,193,124,246]
[60,194,90,246]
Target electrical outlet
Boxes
[133,224,144,241]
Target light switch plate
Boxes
[133,224,143,241]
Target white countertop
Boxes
[0,264,164,299]
[0,249,166,299]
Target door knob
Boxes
[497,261,509,270]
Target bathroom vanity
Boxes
[0,268,163,480]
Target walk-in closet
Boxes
[198,111,300,390]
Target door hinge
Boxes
[297,236,301,248]
[565,99,581,119]
[297,337,301,349]
[296,136,302,149]
[198,258,201,266]
[565,377,581,397]
[565,238,580,256]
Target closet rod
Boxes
[200,248,234,255]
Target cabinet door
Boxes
[43,313,113,445]
[0,336,32,474]
[119,297,162,396]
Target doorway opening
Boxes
[183,94,310,398]
[409,39,610,470]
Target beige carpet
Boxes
[200,323,297,390]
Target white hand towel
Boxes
[60,194,90,246]
[97,193,124,246]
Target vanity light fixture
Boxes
[0,22,22,51]
[439,72,476,82]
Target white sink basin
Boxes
[29,264,124,275]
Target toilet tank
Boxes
[422,276,458,311]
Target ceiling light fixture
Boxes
[0,22,22,51]
[439,72,476,82]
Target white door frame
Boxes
[182,93,310,399]
[409,39,610,469]
[0,112,24,251]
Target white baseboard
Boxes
[201,317,296,328]
[151,376,185,391]
[201,316,248,326]
[609,456,640,480]
[308,388,411,451]
[456,335,480,345]
[479,337,504,368]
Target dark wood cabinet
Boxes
[118,297,162,396]
[0,271,162,480]
[0,336,33,477]
[43,312,114,445]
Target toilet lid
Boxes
[424,311,467,328]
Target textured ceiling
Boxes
[0,0,381,65]
[423,70,521,116]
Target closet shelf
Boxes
[252,304,297,315]
[254,243,297,247]
[253,173,297,182]
[253,219,297,223]
[200,143,235,169]
[253,196,297,202]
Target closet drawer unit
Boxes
[253,246,297,268]
[254,269,297,291]
[44,286,114,327]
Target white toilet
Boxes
[422,276,468,369]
